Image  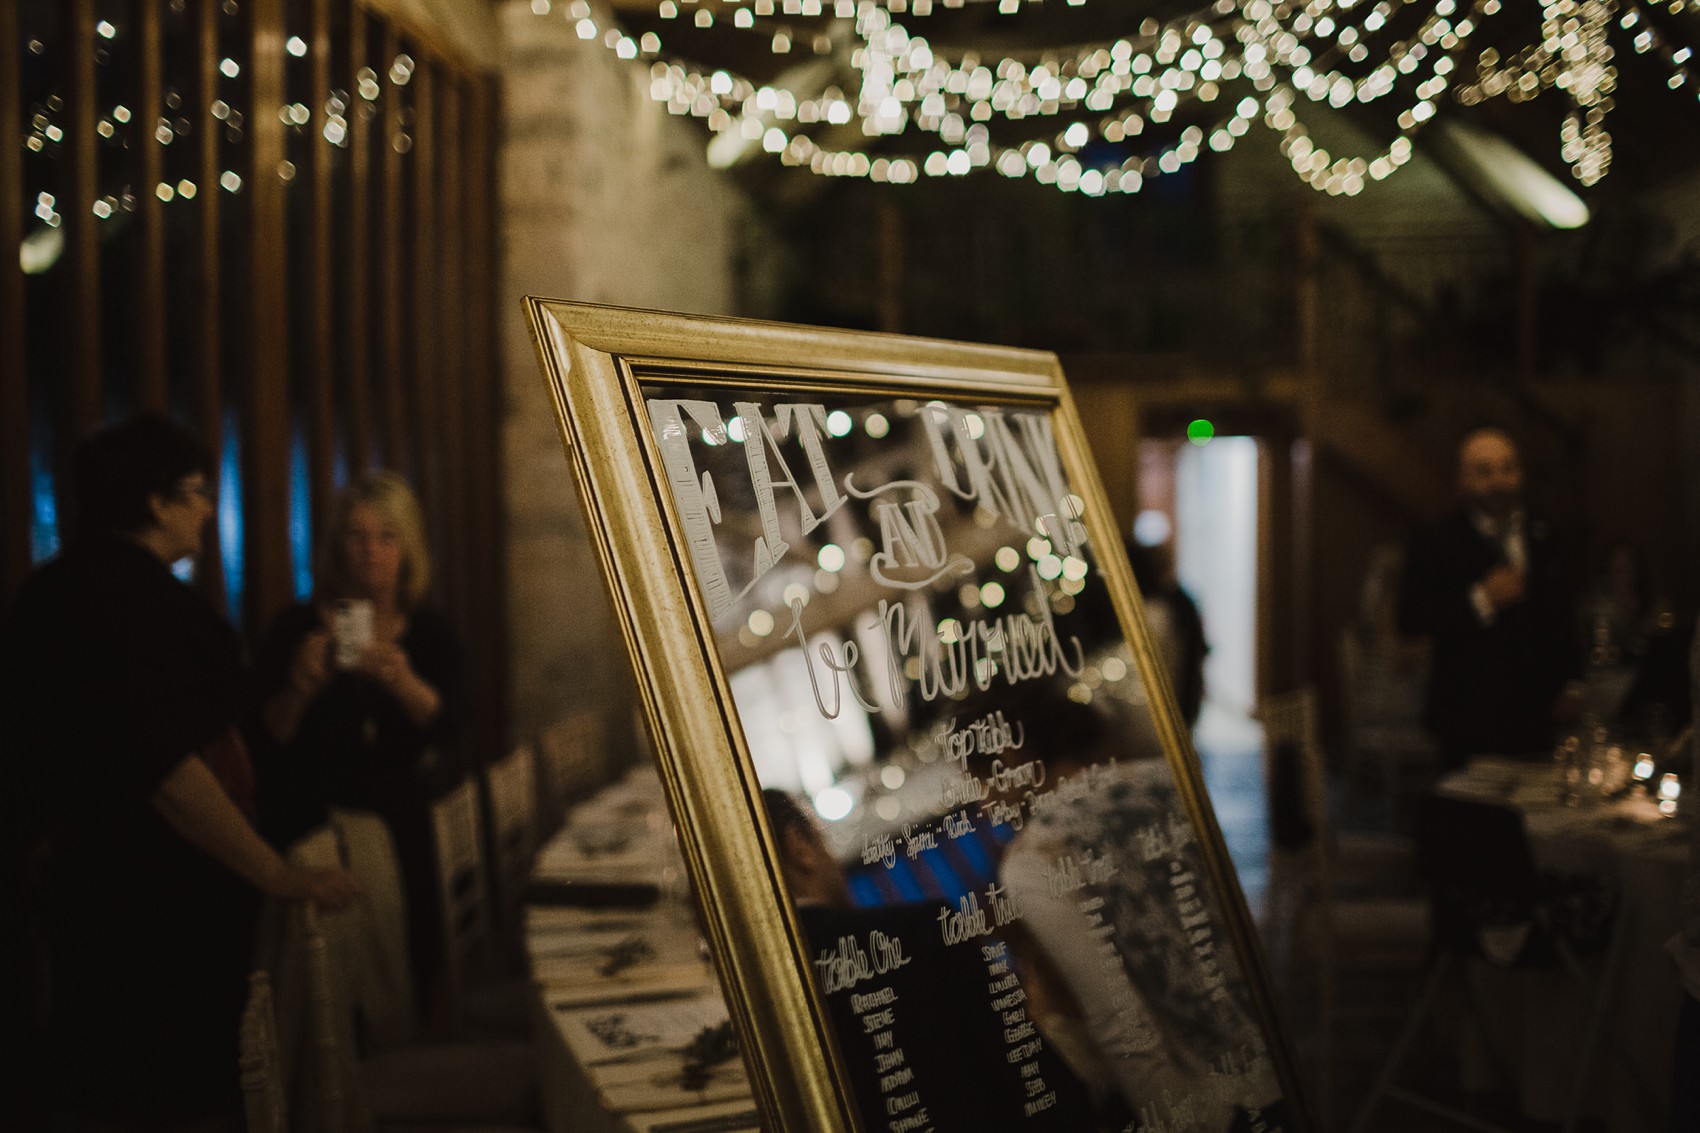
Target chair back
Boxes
[1337,631,1380,768]
[536,710,607,836]
[299,903,352,1133]
[1337,629,1439,824]
[327,809,419,1049]
[431,778,493,1019]
[1257,688,1329,858]
[483,743,538,925]
[1415,794,1538,899]
[256,877,375,1133]
[240,970,288,1133]
[1415,793,1549,961]
[255,826,341,1103]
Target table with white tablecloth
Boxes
[525,767,763,1133]
[1440,757,1692,1129]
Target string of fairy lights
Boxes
[18,7,416,244]
[534,0,1698,194]
[12,0,1699,229]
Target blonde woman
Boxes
[251,471,460,1006]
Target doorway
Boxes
[1138,432,1266,897]
[1176,435,1261,739]
[1137,434,1262,735]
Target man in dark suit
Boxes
[1398,426,1579,767]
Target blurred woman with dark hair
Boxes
[1,414,358,1132]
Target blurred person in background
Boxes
[1126,538,1208,733]
[1397,425,1579,767]
[250,470,461,1015]
[0,414,358,1133]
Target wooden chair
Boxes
[240,971,288,1133]
[295,888,541,1132]
[1260,688,1423,900]
[251,885,372,1133]
[431,777,495,1028]
[535,710,608,838]
[299,902,356,1133]
[1257,687,1428,1128]
[482,743,539,934]
[253,825,368,1133]
[1338,629,1441,827]
[1347,795,1644,1133]
[257,817,540,1132]
[327,808,420,1049]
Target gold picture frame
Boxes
[525,298,1307,1133]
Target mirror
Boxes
[527,301,1303,1133]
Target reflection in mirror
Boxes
[644,385,1290,1133]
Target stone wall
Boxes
[497,0,754,749]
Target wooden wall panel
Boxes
[409,60,442,541]
[378,25,406,471]
[63,0,101,446]
[464,75,506,752]
[437,77,467,633]
[3,0,505,756]
[245,0,292,629]
[1,2,27,601]
[306,0,336,522]
[344,8,374,472]
[193,0,226,599]
[135,0,168,411]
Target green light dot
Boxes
[1187,419,1215,446]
